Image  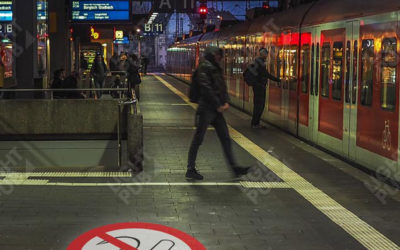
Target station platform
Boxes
[0,74,399,249]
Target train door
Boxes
[355,19,399,170]
[296,31,312,139]
[344,21,360,160]
[315,27,346,154]
[307,27,319,141]
[310,27,321,142]
[281,34,294,130]
[287,42,299,134]
[269,45,284,127]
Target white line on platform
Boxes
[0,179,289,188]
[0,172,132,178]
[153,74,400,249]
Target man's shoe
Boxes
[233,166,251,177]
[251,124,266,129]
[186,169,204,180]
[251,124,267,129]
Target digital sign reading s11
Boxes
[72,0,130,21]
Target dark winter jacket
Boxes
[197,58,229,111]
[109,56,120,72]
[255,57,280,88]
[90,60,107,82]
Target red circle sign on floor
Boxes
[67,222,206,250]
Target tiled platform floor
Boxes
[0,75,398,249]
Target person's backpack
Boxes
[243,63,259,86]
[189,69,201,103]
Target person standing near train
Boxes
[246,48,280,129]
[186,47,250,180]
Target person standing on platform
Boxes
[64,71,85,99]
[250,48,280,129]
[127,54,141,99]
[51,68,65,99]
[109,53,120,72]
[90,53,107,99]
[186,47,250,181]
[141,55,149,75]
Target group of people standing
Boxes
[61,51,147,99]
[50,68,84,99]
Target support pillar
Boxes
[14,0,38,97]
[48,0,68,76]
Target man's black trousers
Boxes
[251,85,266,126]
[187,108,236,170]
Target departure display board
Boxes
[0,1,48,22]
[0,1,12,22]
[71,0,131,21]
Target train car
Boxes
[167,0,400,183]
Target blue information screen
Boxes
[0,1,12,22]
[72,0,130,21]
[0,1,48,22]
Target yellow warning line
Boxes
[153,74,400,249]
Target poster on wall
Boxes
[71,0,131,22]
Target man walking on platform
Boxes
[250,48,280,129]
[186,47,250,180]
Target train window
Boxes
[360,39,374,106]
[310,43,315,95]
[277,47,284,87]
[321,42,330,98]
[269,46,277,83]
[289,46,298,91]
[352,40,358,104]
[316,43,319,96]
[345,41,351,103]
[301,44,310,93]
[380,37,397,111]
[332,42,343,101]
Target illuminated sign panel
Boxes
[37,2,48,21]
[0,1,48,22]
[72,0,130,21]
[144,23,164,36]
[0,1,12,22]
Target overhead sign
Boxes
[37,1,48,21]
[90,26,100,39]
[0,1,12,22]
[154,0,197,13]
[0,23,11,34]
[67,222,206,249]
[113,36,129,44]
[71,0,131,21]
[144,23,164,36]
[115,30,123,39]
[0,1,47,21]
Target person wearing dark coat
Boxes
[90,54,108,98]
[141,55,149,75]
[186,47,250,180]
[251,48,280,129]
[109,53,120,72]
[63,71,85,99]
[127,54,141,99]
[51,68,65,99]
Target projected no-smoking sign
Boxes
[67,222,205,250]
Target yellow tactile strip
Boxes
[153,74,400,249]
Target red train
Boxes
[167,0,400,183]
